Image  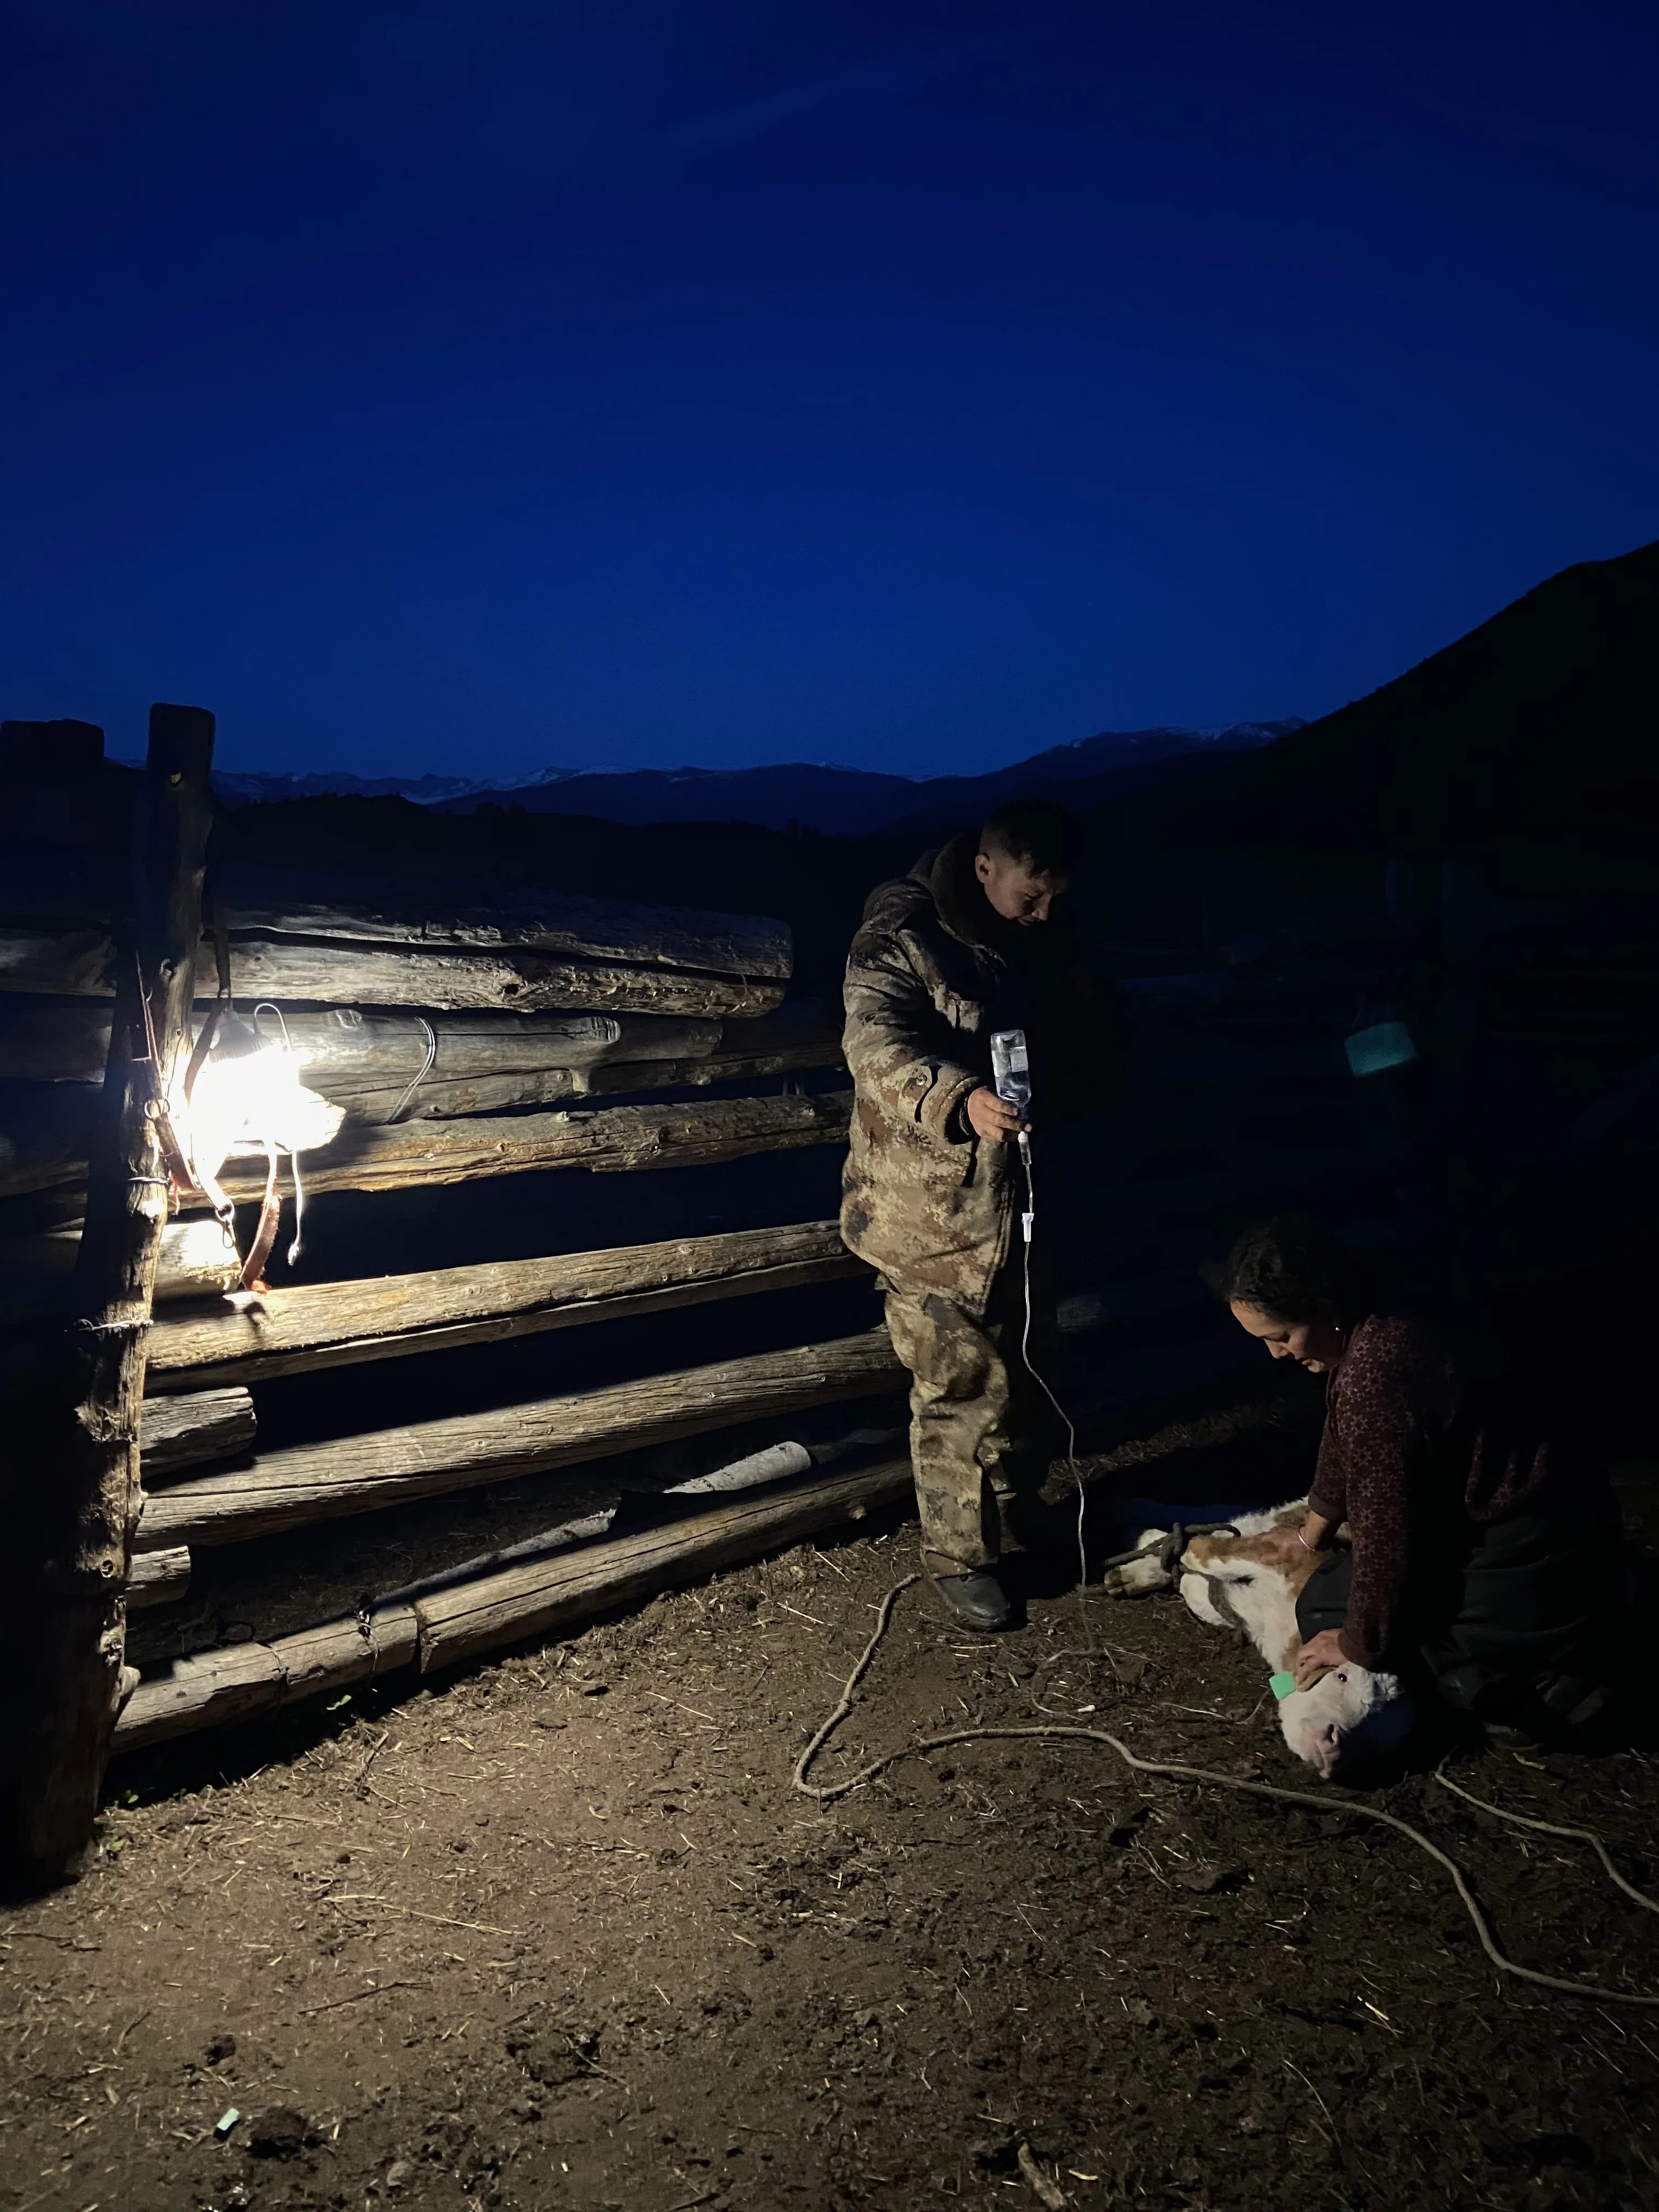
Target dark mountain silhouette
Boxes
[1097,540,1659,848]
[212,721,1299,834]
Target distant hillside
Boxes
[1100,540,1659,848]
[213,721,1299,834]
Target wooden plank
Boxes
[2,864,791,980]
[0,1032,844,1179]
[138,1389,257,1477]
[109,1640,287,1751]
[218,879,789,977]
[113,1605,422,1752]
[0,927,119,996]
[156,1217,242,1302]
[128,1546,190,1610]
[0,928,786,1020]
[272,1606,421,1709]
[205,939,788,1019]
[416,1455,913,1672]
[174,1089,855,1207]
[0,998,838,1090]
[1,1085,850,1205]
[336,1024,843,1122]
[113,1460,911,1749]
[144,1221,864,1392]
[3,1218,245,1316]
[137,1329,903,1549]
[13,703,215,1878]
[0,1003,721,1086]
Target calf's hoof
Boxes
[927,1567,1013,1633]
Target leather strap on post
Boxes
[182,886,234,1110]
[133,952,195,1205]
[238,1139,283,1293]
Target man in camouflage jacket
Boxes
[840,802,1108,1629]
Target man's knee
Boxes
[888,1294,1001,1407]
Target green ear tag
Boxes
[1269,1671,1296,1701]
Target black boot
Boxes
[924,1554,1012,1632]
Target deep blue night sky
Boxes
[3,2,1656,781]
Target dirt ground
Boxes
[5,1451,1659,2212]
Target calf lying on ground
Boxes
[1104,1500,1414,1779]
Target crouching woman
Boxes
[1215,1217,1621,1742]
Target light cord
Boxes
[1014,1129,1087,1639]
[793,1580,1659,2009]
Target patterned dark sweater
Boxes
[1306,1312,1574,1668]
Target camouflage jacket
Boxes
[839,833,1111,1313]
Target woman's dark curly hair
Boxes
[1206,1215,1367,1329]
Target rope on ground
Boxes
[1434,1767,1659,1918]
[792,1578,1659,2010]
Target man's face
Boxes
[975,850,1068,926]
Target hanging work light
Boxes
[172,1000,344,1289]
[184,1006,341,1189]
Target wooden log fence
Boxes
[13,705,215,1879]
[194,1089,855,1203]
[0,998,840,1091]
[138,1389,257,1477]
[1,1086,853,1205]
[128,1545,191,1610]
[144,1220,861,1391]
[135,1328,902,1549]
[115,1452,913,1751]
[0,928,785,1020]
[1,864,792,980]
[9,724,1499,1844]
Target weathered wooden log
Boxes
[145,1221,863,1391]
[156,1217,242,1302]
[137,1329,903,1549]
[4,1217,244,1317]
[0,928,786,1020]
[13,703,215,1879]
[338,1039,843,1121]
[0,1007,843,1156]
[114,1458,910,1750]
[202,938,789,1018]
[2,864,791,980]
[115,1605,423,1750]
[174,1089,855,1207]
[128,1545,190,1610]
[211,871,788,975]
[112,1640,287,1750]
[138,1388,256,1477]
[0,1003,721,1087]
[0,997,840,1091]
[414,1454,912,1672]
[0,928,119,996]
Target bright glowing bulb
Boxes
[176,1014,343,1189]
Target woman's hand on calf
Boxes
[1293,1629,1347,1689]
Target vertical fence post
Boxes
[12,704,214,1881]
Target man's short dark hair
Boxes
[978,799,1086,876]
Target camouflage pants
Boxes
[882,1262,1060,1571]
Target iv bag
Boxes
[990,1028,1031,1113]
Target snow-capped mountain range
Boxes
[209,721,1302,835]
